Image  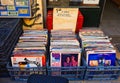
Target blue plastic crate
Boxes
[0,19,23,48]
[47,57,86,81]
[0,29,23,75]
[0,32,20,61]
[0,21,23,55]
[0,19,23,76]
[47,66,86,80]
[7,63,47,81]
[0,19,23,52]
[83,58,120,80]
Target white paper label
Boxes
[83,0,99,4]
[1,0,14,5]
[53,8,78,32]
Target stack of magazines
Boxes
[50,30,82,67]
[11,30,48,68]
[79,28,116,66]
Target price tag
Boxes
[18,8,28,14]
[1,11,8,16]
[53,8,78,32]
[8,11,18,16]
[7,6,15,10]
[83,0,99,4]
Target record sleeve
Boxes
[11,55,46,67]
[86,50,116,66]
[50,52,81,67]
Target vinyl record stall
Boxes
[0,0,120,83]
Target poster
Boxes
[23,0,43,30]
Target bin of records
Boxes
[83,57,120,80]
[47,58,86,80]
[47,30,86,80]
[7,29,48,81]
[7,62,47,81]
[79,28,120,80]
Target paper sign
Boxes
[1,11,8,15]
[16,0,28,7]
[53,8,78,32]
[83,0,99,4]
[8,11,18,16]
[7,6,15,10]
[18,8,28,14]
[1,0,14,5]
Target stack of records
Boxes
[50,30,82,67]
[0,18,23,75]
[79,28,116,66]
[11,30,48,68]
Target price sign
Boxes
[53,8,78,32]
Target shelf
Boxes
[47,5,100,9]
[44,0,106,27]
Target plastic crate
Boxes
[0,19,23,55]
[0,29,23,77]
[83,58,120,80]
[0,18,23,77]
[0,29,22,61]
[7,63,47,81]
[0,62,9,77]
[47,66,86,80]
[0,19,23,49]
[47,57,86,81]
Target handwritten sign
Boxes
[53,8,78,32]
[83,0,99,4]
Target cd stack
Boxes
[0,18,23,76]
[11,30,48,68]
[50,30,81,67]
[79,28,116,66]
